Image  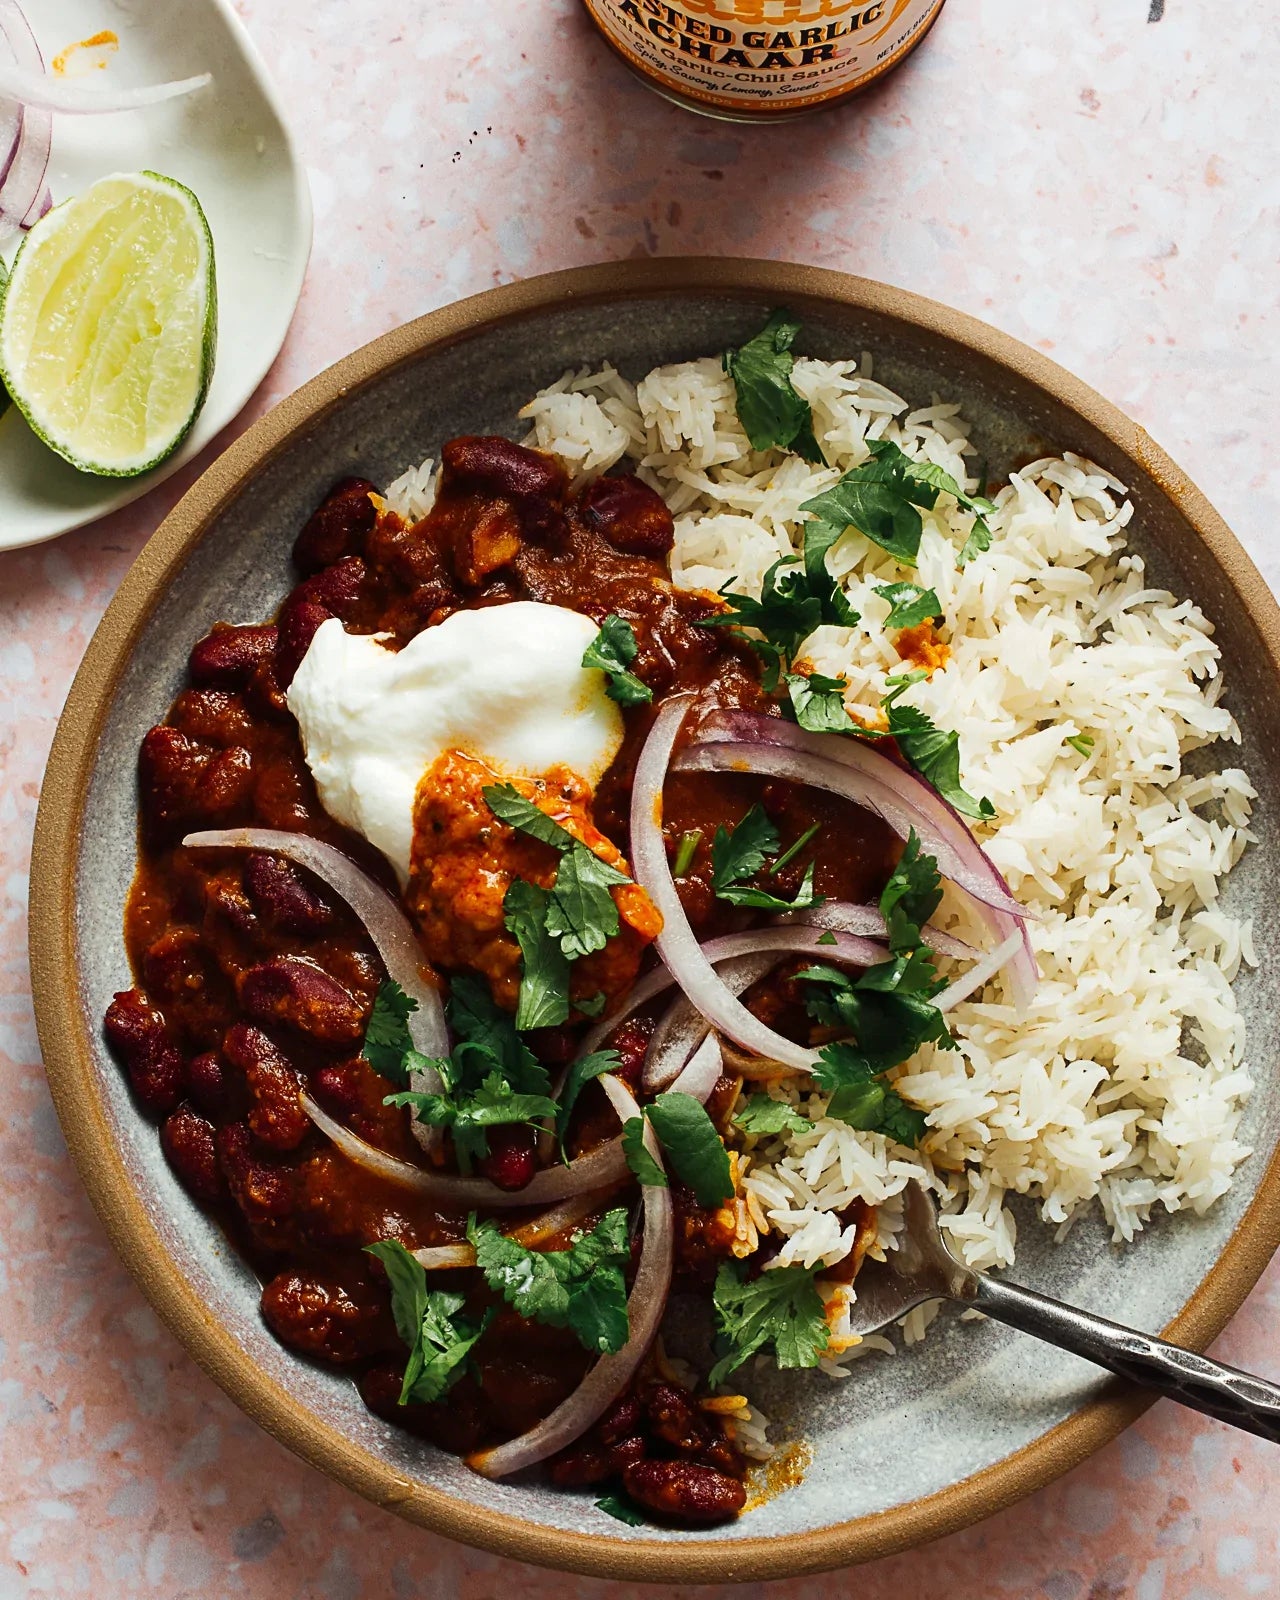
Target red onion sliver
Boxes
[680,724,1038,1012]
[0,3,50,239]
[630,698,821,1073]
[786,899,977,961]
[411,1189,622,1270]
[667,1031,724,1103]
[935,931,1024,1013]
[0,60,212,114]
[300,1090,629,1208]
[412,1244,475,1271]
[469,1074,673,1479]
[643,953,778,1093]
[183,828,450,1153]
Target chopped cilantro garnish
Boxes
[733,1093,810,1137]
[875,581,942,629]
[799,440,995,570]
[710,803,824,914]
[503,879,572,1030]
[468,1208,632,1356]
[673,829,701,877]
[769,821,820,877]
[582,614,653,707]
[816,929,837,946]
[545,844,629,960]
[482,783,572,850]
[723,309,825,464]
[621,1116,669,1188]
[382,975,556,1171]
[1067,733,1095,757]
[555,1048,620,1156]
[364,1239,492,1405]
[709,1260,830,1387]
[644,1091,734,1207]
[879,829,943,954]
[595,1493,647,1527]
[881,674,995,822]
[786,669,853,735]
[363,980,418,1086]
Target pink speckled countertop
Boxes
[3,1,1279,1595]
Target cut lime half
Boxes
[0,171,217,477]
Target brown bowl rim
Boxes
[28,256,1280,1582]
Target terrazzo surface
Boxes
[2,1,1279,1595]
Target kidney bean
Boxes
[216,1122,295,1245]
[223,1023,309,1150]
[237,956,365,1047]
[441,436,566,504]
[477,1123,536,1192]
[622,1459,746,1524]
[189,623,279,689]
[103,989,183,1116]
[275,555,366,686]
[260,1270,390,1364]
[602,1014,655,1087]
[250,760,315,833]
[642,1381,718,1458]
[185,1050,235,1117]
[358,1362,490,1452]
[243,852,334,937]
[310,1061,365,1122]
[160,1104,225,1204]
[169,688,254,747]
[202,874,258,942]
[704,1072,742,1133]
[292,478,380,574]
[580,474,675,558]
[597,1392,643,1447]
[549,1432,647,1487]
[142,928,232,1050]
[139,725,253,835]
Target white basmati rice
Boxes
[518,349,1257,1371]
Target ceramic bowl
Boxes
[29,258,1280,1582]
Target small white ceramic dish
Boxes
[0,0,311,551]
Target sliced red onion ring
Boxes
[787,899,977,961]
[0,3,51,239]
[666,1031,724,1103]
[412,1189,626,1275]
[682,716,1037,1011]
[630,697,821,1074]
[300,1091,629,1208]
[412,1244,475,1271]
[0,60,212,114]
[183,829,448,1154]
[644,952,778,1093]
[469,1074,673,1479]
[935,931,1024,1012]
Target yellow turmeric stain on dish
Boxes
[895,619,950,676]
[743,1440,813,1512]
[52,31,119,75]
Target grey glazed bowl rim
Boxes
[29,257,1280,1582]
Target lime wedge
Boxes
[0,170,216,477]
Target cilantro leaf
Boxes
[711,804,779,891]
[545,842,628,961]
[697,546,858,692]
[876,581,942,630]
[723,308,825,463]
[645,1092,734,1207]
[576,991,608,1017]
[468,1209,632,1356]
[482,783,575,852]
[710,803,824,913]
[708,1260,830,1387]
[503,879,571,1030]
[879,829,942,954]
[884,699,994,821]
[363,980,418,1086]
[448,973,548,1094]
[595,1493,646,1527]
[555,1049,620,1154]
[733,1093,810,1137]
[582,614,653,707]
[787,670,853,735]
[1066,733,1094,757]
[364,1240,491,1404]
[621,1116,669,1187]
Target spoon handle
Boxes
[971,1274,1280,1442]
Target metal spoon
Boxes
[846,1181,1280,1441]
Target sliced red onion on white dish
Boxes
[629,696,821,1074]
[182,829,448,1155]
[0,59,211,115]
[786,898,977,961]
[300,1090,630,1208]
[0,2,51,241]
[468,1073,673,1479]
[682,712,1038,1011]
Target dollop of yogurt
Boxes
[286,602,623,883]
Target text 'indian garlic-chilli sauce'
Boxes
[580,0,948,121]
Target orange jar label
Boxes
[581,0,946,114]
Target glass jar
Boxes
[580,0,948,122]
